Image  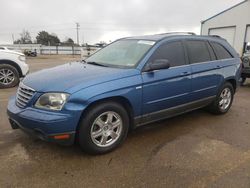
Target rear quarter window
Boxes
[185,40,211,64]
[210,42,233,60]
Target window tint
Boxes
[207,43,216,61]
[210,42,233,60]
[186,40,211,64]
[149,41,186,67]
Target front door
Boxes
[142,41,192,122]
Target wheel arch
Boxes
[76,96,135,134]
[0,60,23,77]
[225,78,237,92]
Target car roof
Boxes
[123,33,225,42]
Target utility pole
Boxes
[12,34,15,44]
[76,22,80,45]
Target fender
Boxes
[0,59,23,77]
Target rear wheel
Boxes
[78,102,129,154]
[0,64,20,89]
[207,82,234,115]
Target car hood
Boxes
[22,62,140,93]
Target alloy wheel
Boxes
[0,68,15,85]
[219,88,232,111]
[90,111,123,147]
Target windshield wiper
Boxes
[87,61,108,67]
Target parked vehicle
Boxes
[0,46,11,51]
[24,49,37,57]
[0,50,29,88]
[240,42,250,84]
[7,33,241,154]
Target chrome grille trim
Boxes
[16,82,36,108]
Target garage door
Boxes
[245,25,250,43]
[209,27,236,46]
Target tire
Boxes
[0,64,20,89]
[78,102,129,155]
[207,82,234,115]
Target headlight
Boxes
[18,55,26,62]
[35,93,70,111]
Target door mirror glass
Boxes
[144,59,170,72]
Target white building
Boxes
[201,0,250,56]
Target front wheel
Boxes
[207,82,234,115]
[78,102,129,155]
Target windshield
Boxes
[86,39,155,68]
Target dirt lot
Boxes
[1,55,250,187]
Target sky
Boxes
[0,0,243,45]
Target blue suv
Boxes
[7,33,241,154]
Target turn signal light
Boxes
[53,134,70,140]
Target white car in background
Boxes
[0,50,29,88]
[0,46,11,51]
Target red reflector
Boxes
[53,134,70,140]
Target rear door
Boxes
[185,40,222,101]
[142,40,192,117]
[210,41,238,77]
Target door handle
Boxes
[216,65,222,69]
[180,71,190,76]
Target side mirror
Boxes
[144,59,170,72]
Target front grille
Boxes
[16,82,36,108]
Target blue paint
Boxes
[7,34,241,145]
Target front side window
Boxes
[210,42,233,60]
[186,40,211,64]
[86,40,155,68]
[149,41,186,67]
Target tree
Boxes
[36,31,60,46]
[49,33,60,46]
[62,37,74,46]
[36,31,50,45]
[66,38,74,44]
[14,30,32,44]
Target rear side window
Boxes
[149,41,186,67]
[185,40,211,64]
[210,42,233,60]
[207,43,216,61]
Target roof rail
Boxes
[210,35,222,38]
[158,32,196,36]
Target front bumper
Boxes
[7,96,81,145]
